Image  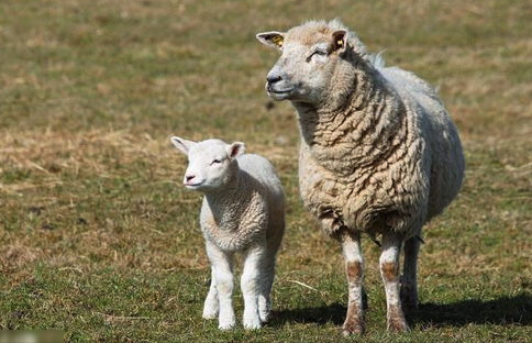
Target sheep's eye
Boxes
[211,159,222,165]
[308,50,327,61]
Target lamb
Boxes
[170,136,285,330]
[256,19,465,334]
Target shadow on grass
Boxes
[411,293,532,327]
[271,293,532,328]
[271,303,347,326]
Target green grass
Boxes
[1,0,532,342]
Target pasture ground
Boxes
[1,0,531,342]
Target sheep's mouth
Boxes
[267,87,295,100]
[268,88,293,94]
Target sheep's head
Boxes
[257,20,362,105]
[170,137,245,192]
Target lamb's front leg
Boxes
[241,246,265,330]
[202,268,219,320]
[380,233,409,332]
[205,240,235,330]
[339,230,365,335]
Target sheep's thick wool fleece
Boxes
[294,24,465,238]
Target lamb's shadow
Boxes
[270,293,532,328]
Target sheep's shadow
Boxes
[270,293,532,328]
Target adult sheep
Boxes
[256,19,465,334]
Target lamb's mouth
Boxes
[185,181,204,189]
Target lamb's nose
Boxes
[266,75,282,84]
[185,175,195,182]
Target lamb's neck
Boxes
[293,67,407,171]
[204,171,253,228]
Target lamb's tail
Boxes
[367,50,386,69]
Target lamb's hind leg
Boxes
[257,252,275,323]
[241,246,265,330]
[339,230,365,335]
[380,233,409,332]
[401,236,420,310]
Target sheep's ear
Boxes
[170,136,195,155]
[332,30,347,53]
[256,31,285,50]
[227,142,245,159]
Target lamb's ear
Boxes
[256,31,285,50]
[170,136,195,155]
[227,142,245,159]
[332,30,347,53]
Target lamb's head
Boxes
[170,136,245,192]
[257,19,367,105]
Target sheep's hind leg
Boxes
[380,233,409,332]
[241,246,264,330]
[401,236,420,310]
[339,230,365,335]
[202,268,219,319]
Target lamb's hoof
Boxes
[202,310,218,320]
[218,322,235,331]
[243,317,263,330]
[342,321,365,336]
[259,310,271,323]
[218,318,236,331]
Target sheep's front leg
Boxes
[380,233,409,332]
[241,246,265,330]
[401,236,420,310]
[205,240,235,330]
[340,231,365,335]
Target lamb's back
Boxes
[237,154,284,201]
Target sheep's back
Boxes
[379,66,465,219]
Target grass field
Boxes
[1,0,531,342]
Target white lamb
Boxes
[257,19,465,334]
[170,137,285,330]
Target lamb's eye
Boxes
[211,159,222,165]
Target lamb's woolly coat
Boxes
[289,23,465,239]
[200,154,285,252]
[171,137,285,330]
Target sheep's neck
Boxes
[293,66,407,173]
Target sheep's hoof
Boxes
[342,321,365,336]
[387,319,410,333]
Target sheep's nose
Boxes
[266,74,282,84]
[185,175,195,182]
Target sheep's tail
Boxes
[367,50,386,69]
